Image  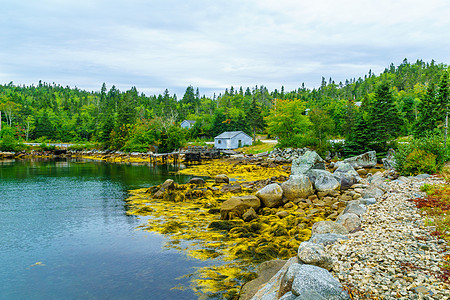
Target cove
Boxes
[0,159,212,299]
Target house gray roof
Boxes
[215,131,250,139]
[182,120,196,124]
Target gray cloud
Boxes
[1,0,450,96]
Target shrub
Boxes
[0,126,25,152]
[394,133,446,175]
[403,149,437,175]
[39,143,56,151]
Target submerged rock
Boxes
[220,195,261,220]
[256,183,284,208]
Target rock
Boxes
[221,184,242,193]
[291,265,350,299]
[279,263,303,298]
[382,148,396,169]
[343,151,377,168]
[256,183,284,208]
[415,174,431,179]
[161,179,175,190]
[333,162,360,190]
[276,211,289,218]
[215,174,230,184]
[356,168,367,176]
[220,195,261,220]
[311,221,348,235]
[297,242,333,270]
[335,213,361,233]
[361,186,384,199]
[279,292,298,300]
[308,233,348,246]
[281,175,314,201]
[360,197,376,205]
[307,169,340,192]
[243,207,258,222]
[240,259,288,300]
[291,151,325,175]
[188,177,205,185]
[342,200,366,217]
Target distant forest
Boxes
[0,59,448,154]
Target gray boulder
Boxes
[279,292,298,300]
[343,151,377,168]
[281,175,314,201]
[256,183,284,208]
[360,198,377,205]
[308,233,348,246]
[311,221,348,235]
[297,242,333,270]
[361,186,384,199]
[336,213,361,233]
[307,169,340,192]
[333,162,360,190]
[415,174,431,179]
[279,263,304,298]
[291,265,350,299]
[291,151,325,175]
[342,200,366,216]
[188,177,205,185]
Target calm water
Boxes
[0,159,208,300]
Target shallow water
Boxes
[0,159,209,300]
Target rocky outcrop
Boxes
[291,151,325,175]
[256,183,284,208]
[220,195,261,220]
[281,175,314,201]
[343,151,377,168]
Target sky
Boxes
[1,0,450,97]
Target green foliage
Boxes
[39,143,56,151]
[0,126,23,151]
[158,126,186,153]
[394,133,446,175]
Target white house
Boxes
[180,120,196,129]
[214,131,252,149]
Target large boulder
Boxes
[341,200,366,217]
[333,162,360,190]
[256,183,284,208]
[281,175,314,201]
[335,213,361,233]
[308,233,348,246]
[311,221,348,235]
[291,151,325,175]
[220,195,260,220]
[291,265,350,299]
[297,242,333,270]
[307,169,341,192]
[343,151,377,168]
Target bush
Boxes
[394,133,446,175]
[39,143,56,151]
[0,126,25,152]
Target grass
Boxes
[237,141,275,154]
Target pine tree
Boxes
[246,97,264,142]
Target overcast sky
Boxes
[1,0,450,97]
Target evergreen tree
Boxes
[344,112,371,156]
[414,82,438,136]
[246,97,264,142]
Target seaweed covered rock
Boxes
[291,151,325,175]
[215,174,230,184]
[243,207,258,222]
[255,183,284,208]
[220,195,261,220]
[188,177,206,185]
[281,175,314,201]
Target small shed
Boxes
[180,120,196,129]
[214,131,252,150]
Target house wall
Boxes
[180,121,192,129]
[214,133,252,149]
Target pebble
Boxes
[326,176,450,299]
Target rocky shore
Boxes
[246,171,450,299]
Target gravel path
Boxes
[327,176,450,299]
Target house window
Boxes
[218,140,221,144]
[238,140,242,147]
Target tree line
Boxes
[0,59,448,155]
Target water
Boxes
[0,159,207,300]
